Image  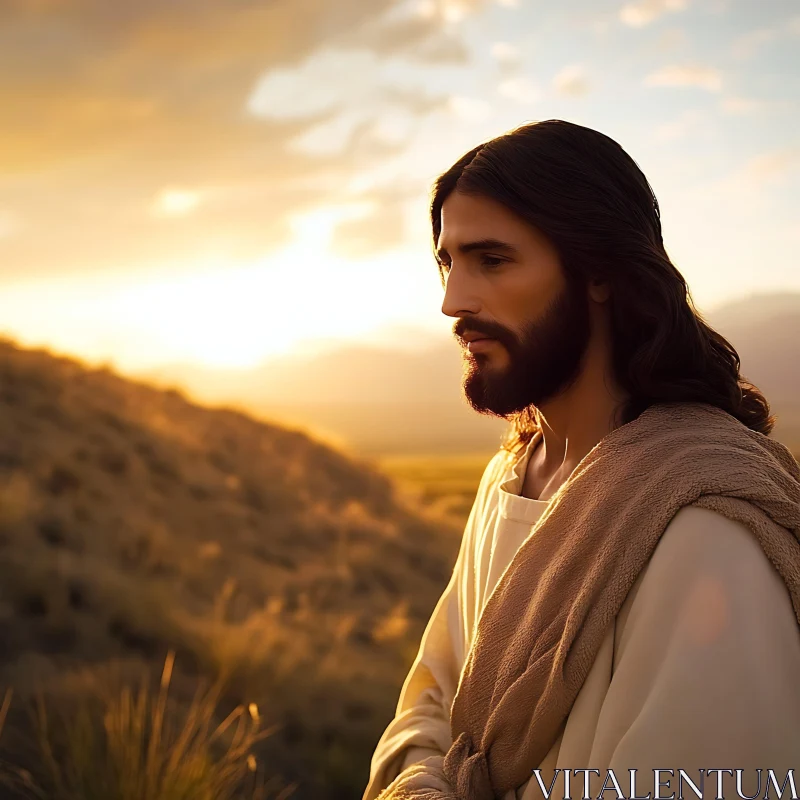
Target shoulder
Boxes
[643,504,785,596]
[644,505,778,579]
[616,505,799,664]
[453,448,515,565]
[602,505,800,768]
[474,447,515,505]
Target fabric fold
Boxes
[376,401,800,800]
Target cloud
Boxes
[0,211,18,239]
[498,76,541,104]
[0,0,485,279]
[740,147,800,184]
[447,95,493,122]
[410,33,472,63]
[490,41,521,78]
[644,64,723,91]
[619,0,689,28]
[720,95,769,116]
[340,2,474,62]
[152,188,203,218]
[654,27,688,53]
[719,96,762,115]
[328,187,419,259]
[490,41,520,65]
[552,64,590,96]
[730,28,777,59]
[393,0,490,25]
[247,48,446,157]
[653,109,708,142]
[718,94,794,116]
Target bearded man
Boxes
[362,119,800,800]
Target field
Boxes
[0,340,478,800]
[374,452,495,531]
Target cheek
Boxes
[506,267,565,320]
[500,280,548,332]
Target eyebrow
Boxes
[435,237,521,263]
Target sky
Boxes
[1,0,798,372]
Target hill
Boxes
[0,337,467,798]
[141,341,509,457]
[706,293,800,403]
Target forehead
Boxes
[439,191,520,234]
[438,190,549,252]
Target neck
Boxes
[534,334,628,477]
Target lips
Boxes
[467,338,497,353]
[460,331,495,344]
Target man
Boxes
[362,120,800,800]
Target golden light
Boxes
[0,204,444,373]
[153,188,202,217]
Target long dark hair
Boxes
[430,119,775,457]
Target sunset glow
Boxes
[1,0,798,374]
[0,206,446,371]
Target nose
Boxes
[441,265,481,319]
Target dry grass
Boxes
[376,452,491,527]
[0,338,463,797]
[1,652,285,800]
[0,688,26,794]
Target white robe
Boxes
[363,437,800,800]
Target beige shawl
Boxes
[376,401,800,800]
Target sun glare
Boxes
[0,205,443,373]
[154,188,201,217]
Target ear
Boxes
[588,280,611,304]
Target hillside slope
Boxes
[0,337,468,798]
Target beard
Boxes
[461,276,592,418]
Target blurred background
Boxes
[0,0,799,797]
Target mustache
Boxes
[454,321,513,343]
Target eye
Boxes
[481,255,505,269]
[437,254,504,276]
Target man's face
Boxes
[437,190,593,417]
